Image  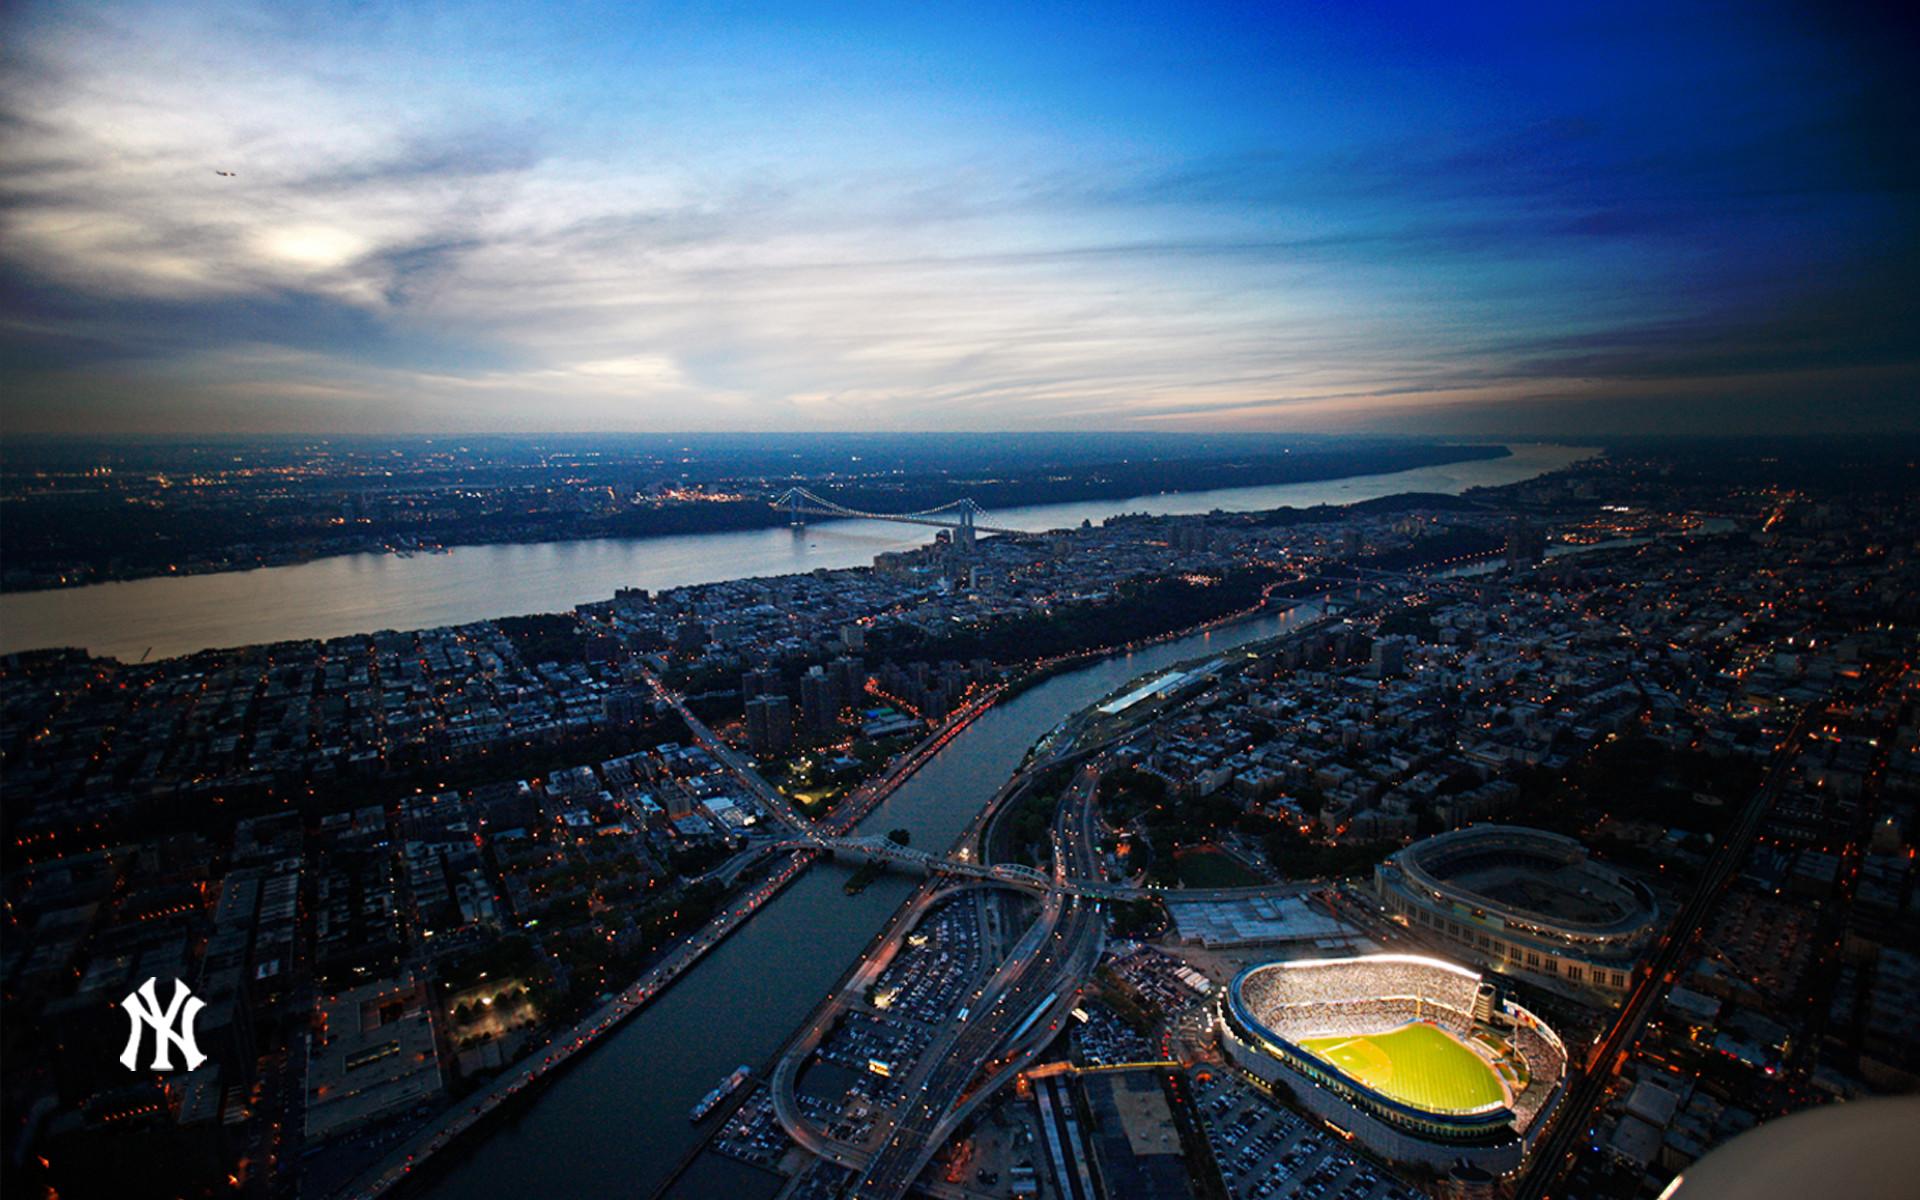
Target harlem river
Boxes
[0,443,1591,662]
[419,597,1332,1200]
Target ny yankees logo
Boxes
[118,977,207,1072]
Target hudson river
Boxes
[1,443,1591,662]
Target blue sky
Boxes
[1,1,1914,434]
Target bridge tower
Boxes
[956,503,976,550]
[786,490,806,529]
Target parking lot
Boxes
[869,893,985,1016]
[1190,1071,1422,1200]
[713,1085,790,1169]
[795,892,991,1147]
[1105,943,1213,1018]
[1072,1001,1158,1066]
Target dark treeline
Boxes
[869,567,1282,667]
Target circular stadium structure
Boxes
[1374,825,1659,999]
[1219,954,1567,1174]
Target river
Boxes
[418,599,1331,1200]
[0,443,1593,662]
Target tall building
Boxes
[741,667,783,700]
[830,655,865,703]
[744,693,793,757]
[799,665,839,735]
[1505,518,1547,571]
[602,687,648,726]
[1370,636,1407,679]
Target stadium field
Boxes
[1296,1021,1507,1114]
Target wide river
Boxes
[420,596,1333,1200]
[1,443,1592,662]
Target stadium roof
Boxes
[1268,952,1483,981]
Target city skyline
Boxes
[4,1,1915,436]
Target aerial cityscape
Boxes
[3,5,1917,1200]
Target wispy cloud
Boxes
[1,1,1914,434]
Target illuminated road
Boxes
[639,664,815,834]
[338,848,812,1200]
[1513,706,1814,1200]
[848,766,1110,1199]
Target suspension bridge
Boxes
[772,487,1026,542]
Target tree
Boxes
[1110,898,1164,937]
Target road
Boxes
[1512,706,1814,1200]
[639,664,816,835]
[341,671,991,1200]
[849,765,1111,1199]
[337,847,813,1200]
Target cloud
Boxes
[0,1,1915,435]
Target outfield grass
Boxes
[1297,1021,1507,1114]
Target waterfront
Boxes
[0,444,1591,662]
[416,599,1325,1200]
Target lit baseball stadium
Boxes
[1218,954,1567,1172]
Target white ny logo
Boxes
[118,977,207,1072]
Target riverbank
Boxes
[3,443,1512,594]
[0,443,1595,661]
[340,661,1025,1198]
[341,846,817,1200]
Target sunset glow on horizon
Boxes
[3,1,1914,436]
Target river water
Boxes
[0,444,1592,662]
[419,599,1329,1200]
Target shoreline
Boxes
[2,443,1514,597]
[0,443,1595,663]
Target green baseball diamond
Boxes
[1296,1021,1508,1114]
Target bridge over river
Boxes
[773,488,1026,542]
[775,833,1139,900]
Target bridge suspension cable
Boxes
[775,487,987,522]
[772,487,1023,536]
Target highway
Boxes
[822,688,1006,835]
[346,565,1357,1200]
[337,847,813,1200]
[849,765,1110,1199]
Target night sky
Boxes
[1,1,1914,435]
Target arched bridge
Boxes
[776,834,1134,899]
[772,488,1025,540]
